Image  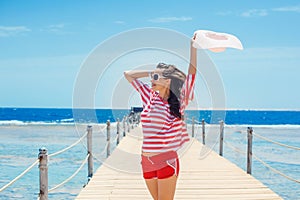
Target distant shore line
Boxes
[1,107,300,111]
[2,108,300,125]
[1,120,300,128]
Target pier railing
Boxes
[187,118,300,184]
[1,114,299,199]
[0,115,137,200]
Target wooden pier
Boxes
[76,126,282,200]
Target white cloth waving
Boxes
[192,30,243,52]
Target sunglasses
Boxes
[151,73,168,81]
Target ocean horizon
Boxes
[0,108,299,199]
[1,107,300,125]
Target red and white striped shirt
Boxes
[131,74,196,153]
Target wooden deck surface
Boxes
[76,126,282,200]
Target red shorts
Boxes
[141,151,180,179]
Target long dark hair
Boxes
[156,63,186,119]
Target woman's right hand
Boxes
[191,33,197,48]
[188,33,197,74]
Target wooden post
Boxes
[38,147,48,200]
[116,118,120,145]
[202,119,205,145]
[127,116,130,133]
[247,127,253,174]
[123,116,126,137]
[137,113,141,124]
[106,120,111,157]
[87,125,93,180]
[192,117,195,138]
[219,120,224,156]
[131,114,134,129]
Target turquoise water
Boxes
[193,124,300,200]
[0,124,299,199]
[0,124,114,200]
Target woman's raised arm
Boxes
[188,34,197,75]
[124,70,151,83]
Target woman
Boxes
[124,35,197,200]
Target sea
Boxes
[0,108,299,200]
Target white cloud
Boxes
[114,20,125,25]
[0,26,31,37]
[149,16,192,23]
[240,9,268,17]
[220,5,300,18]
[272,5,300,13]
[48,23,65,29]
[41,23,71,35]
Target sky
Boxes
[0,0,300,110]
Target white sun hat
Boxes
[192,30,243,52]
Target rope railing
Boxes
[223,141,246,155]
[193,119,202,124]
[48,154,90,192]
[185,117,194,123]
[93,143,110,164]
[252,132,300,151]
[49,131,88,157]
[0,113,141,199]
[112,133,120,144]
[0,131,90,195]
[252,154,300,184]
[102,142,110,156]
[186,117,299,186]
[224,138,300,184]
[43,117,131,198]
[0,159,39,192]
[92,126,107,135]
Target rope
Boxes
[253,154,300,184]
[94,154,105,163]
[1,122,126,195]
[100,142,109,156]
[93,126,107,135]
[0,159,39,192]
[98,125,117,135]
[253,132,300,151]
[48,154,90,192]
[49,131,88,157]
[224,140,300,184]
[224,141,246,155]
[93,142,111,164]
[185,119,300,184]
[93,125,106,134]
[193,119,202,124]
[112,134,120,144]
[185,118,194,123]
[94,124,121,135]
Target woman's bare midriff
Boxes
[142,151,162,157]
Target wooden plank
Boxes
[76,126,282,200]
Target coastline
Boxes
[1,107,300,125]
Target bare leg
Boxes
[158,175,178,200]
[145,178,158,200]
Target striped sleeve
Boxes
[131,79,151,107]
[180,74,196,110]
